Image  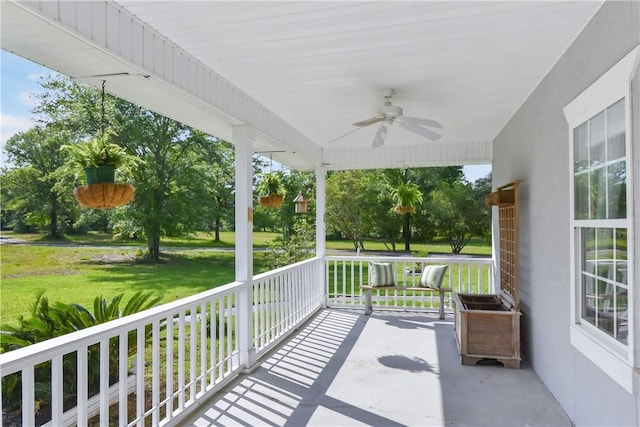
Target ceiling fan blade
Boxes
[353,116,384,127]
[329,126,366,144]
[403,116,443,129]
[400,121,442,141]
[372,125,388,148]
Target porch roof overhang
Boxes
[1,1,603,171]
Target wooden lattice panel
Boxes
[499,204,517,299]
[486,181,520,308]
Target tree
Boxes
[3,127,78,236]
[194,139,235,241]
[389,171,423,252]
[279,170,315,242]
[112,101,223,261]
[428,177,490,253]
[361,173,401,251]
[409,166,464,242]
[28,75,238,261]
[326,170,369,250]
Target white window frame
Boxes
[564,46,639,392]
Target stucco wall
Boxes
[492,1,639,425]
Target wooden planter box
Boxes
[453,180,522,369]
[453,293,521,368]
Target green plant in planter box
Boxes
[61,131,138,184]
[391,181,423,214]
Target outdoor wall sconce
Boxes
[294,192,308,214]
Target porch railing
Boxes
[0,258,324,427]
[0,255,492,426]
[325,255,495,313]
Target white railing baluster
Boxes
[22,365,35,427]
[136,326,145,427]
[252,283,258,350]
[278,275,284,336]
[51,355,63,426]
[341,260,346,304]
[166,315,174,420]
[178,311,186,410]
[269,278,274,342]
[100,339,109,426]
[226,296,233,372]
[152,320,160,426]
[349,261,355,305]
[189,306,197,402]
[259,281,266,349]
[219,299,225,379]
[209,302,216,385]
[119,331,128,424]
[77,345,88,426]
[200,303,207,394]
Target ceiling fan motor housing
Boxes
[379,104,403,120]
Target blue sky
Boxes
[1,50,57,160]
[1,50,490,181]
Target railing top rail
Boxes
[253,256,322,282]
[324,255,492,264]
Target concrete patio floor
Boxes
[181,309,570,427]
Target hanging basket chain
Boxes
[101,80,106,136]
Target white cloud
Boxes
[26,72,49,82]
[17,91,38,107]
[1,113,32,131]
[0,113,34,149]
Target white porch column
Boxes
[233,125,256,371]
[315,167,327,307]
[315,167,326,257]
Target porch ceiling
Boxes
[1,1,603,170]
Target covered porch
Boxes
[2,1,638,426]
[184,309,569,427]
[2,255,536,426]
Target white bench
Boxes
[362,263,450,319]
[360,285,452,319]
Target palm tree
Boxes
[390,179,423,251]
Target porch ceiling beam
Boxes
[322,140,492,170]
[2,1,322,168]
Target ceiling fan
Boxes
[348,89,443,148]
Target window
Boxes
[564,46,638,392]
[573,99,628,346]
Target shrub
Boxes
[1,291,161,423]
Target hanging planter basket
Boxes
[74,183,135,209]
[84,165,116,185]
[394,205,415,214]
[259,194,284,208]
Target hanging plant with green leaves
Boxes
[391,181,423,214]
[61,130,138,178]
[257,171,286,208]
[60,81,138,208]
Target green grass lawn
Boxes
[5,230,278,248]
[0,231,490,323]
[0,244,272,324]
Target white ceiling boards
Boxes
[1,1,603,170]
